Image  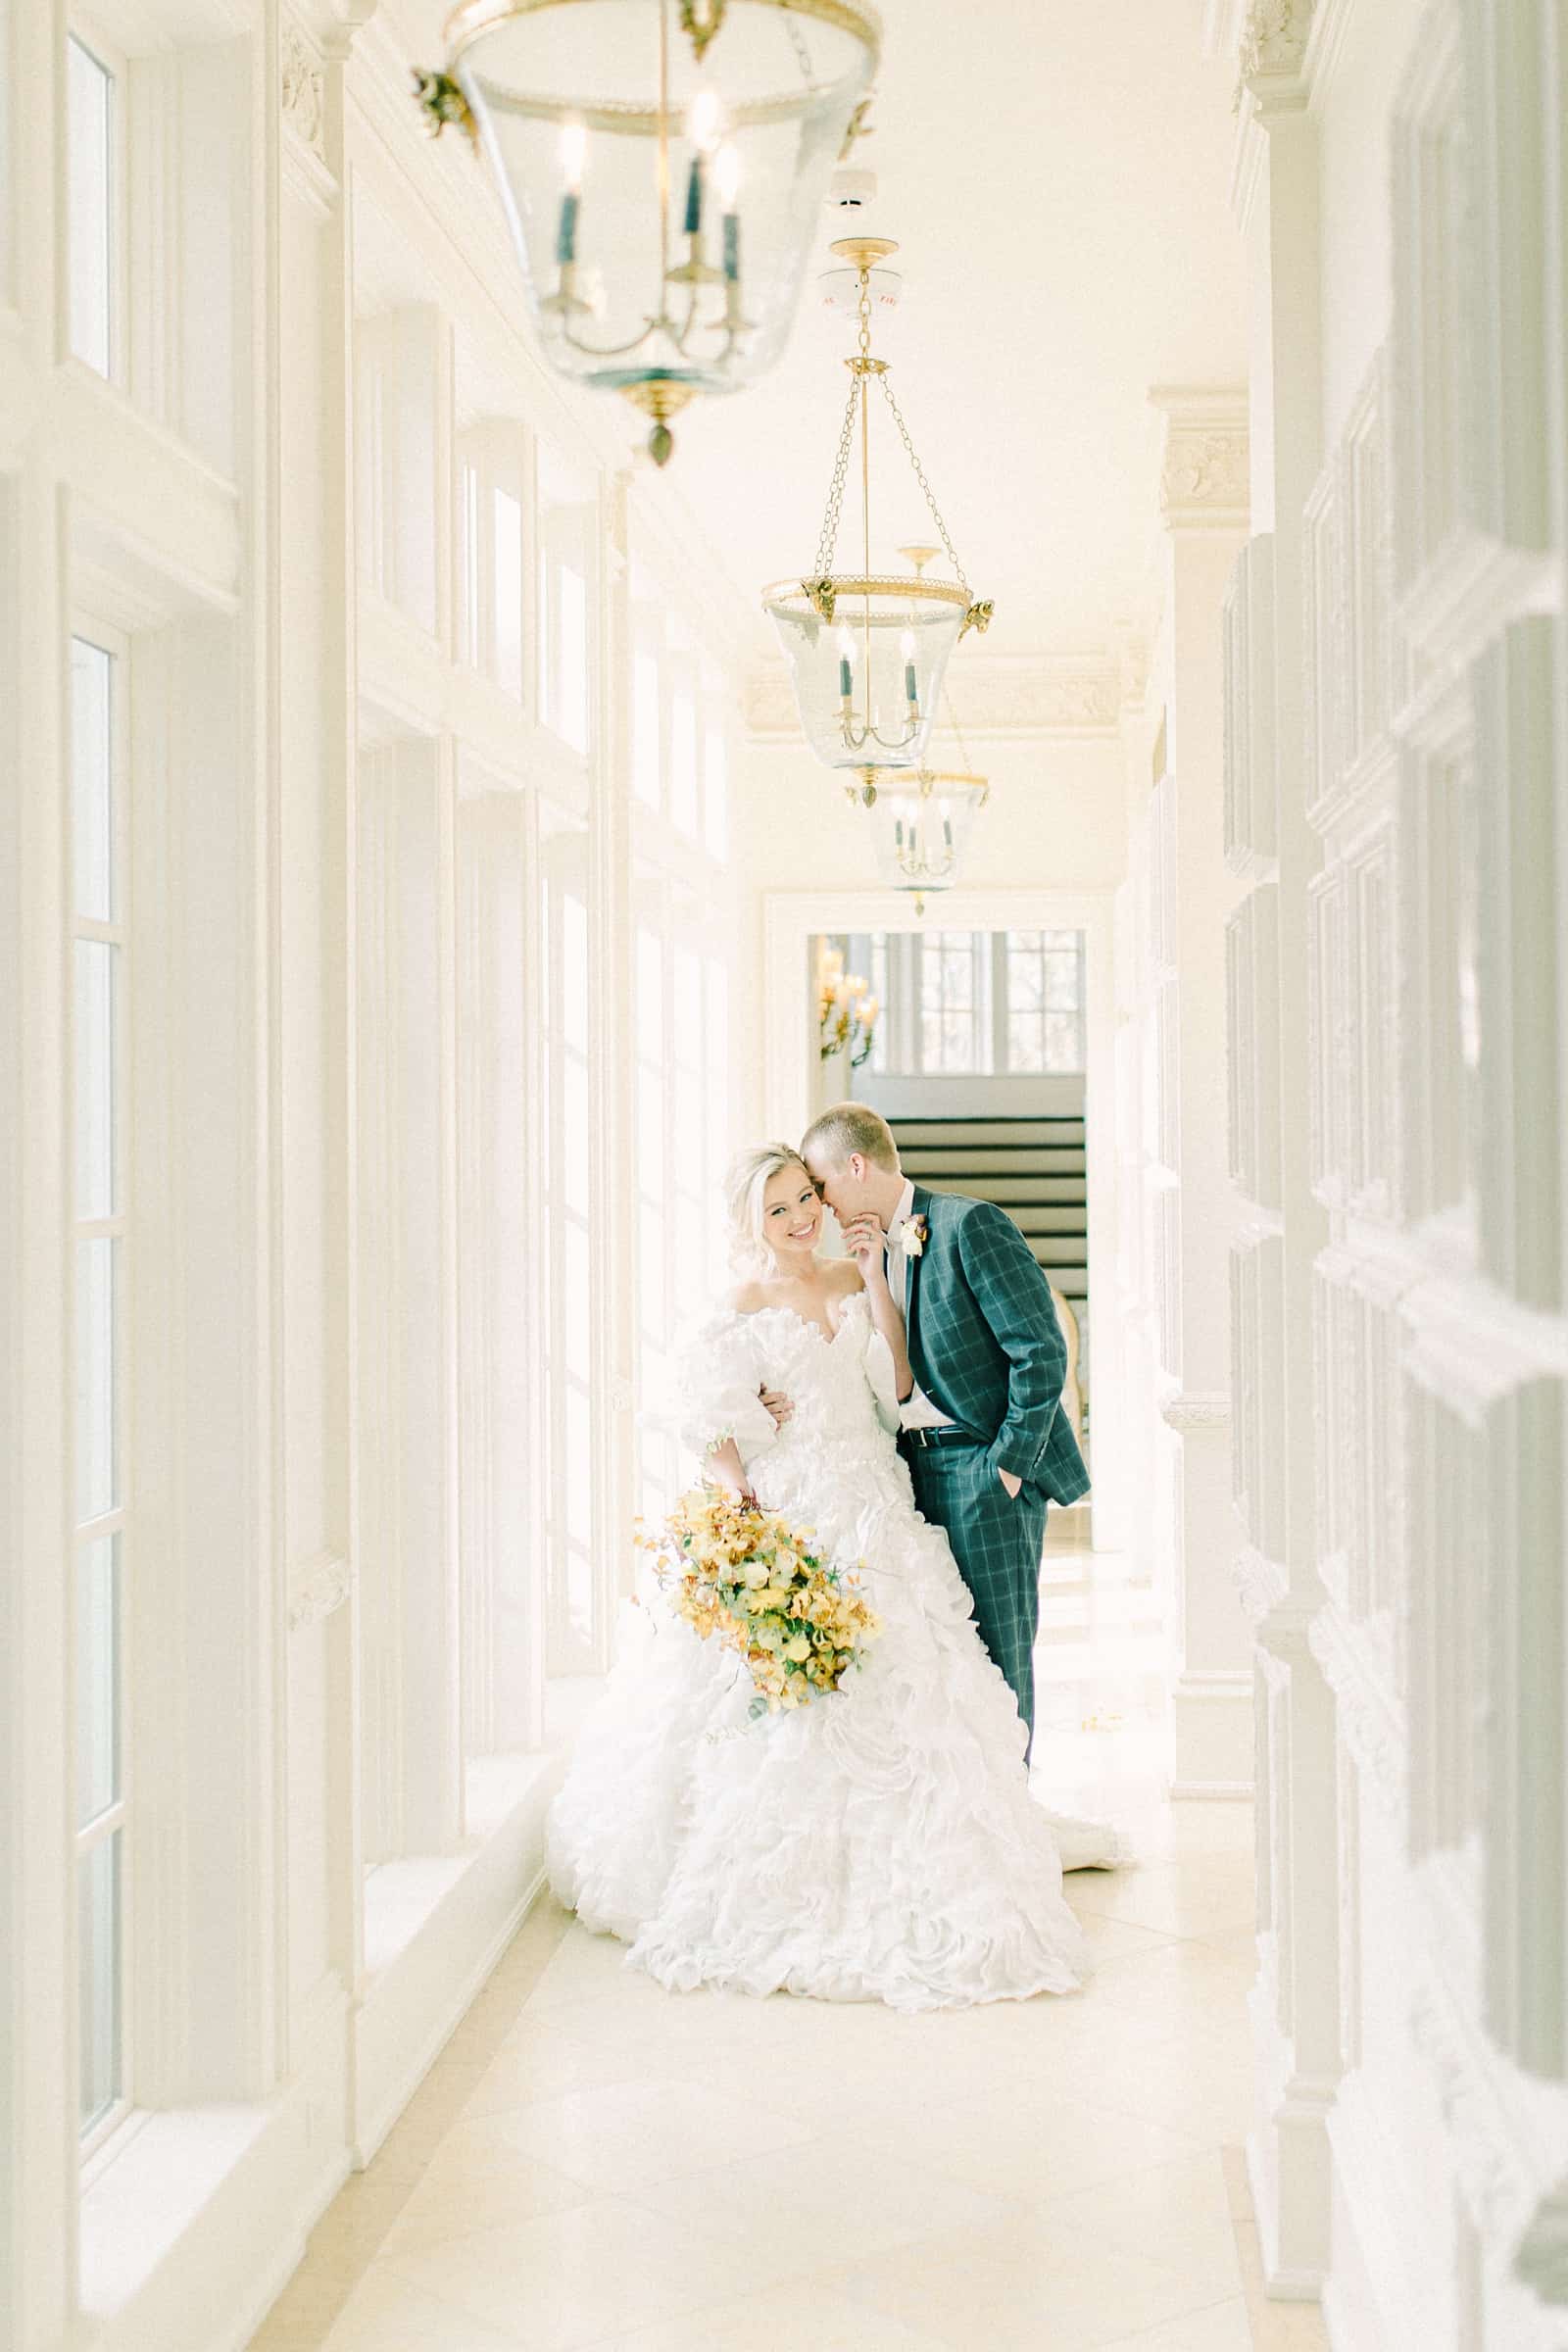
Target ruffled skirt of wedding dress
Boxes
[545,1463,1107,2014]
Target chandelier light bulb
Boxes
[686,88,723,153]
[559,119,587,191]
[714,142,741,207]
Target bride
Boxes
[545,1142,1111,2012]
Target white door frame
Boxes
[761,887,1127,1551]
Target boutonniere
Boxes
[904,1215,928,1258]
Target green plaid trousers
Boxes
[903,1436,1049,1759]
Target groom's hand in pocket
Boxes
[997,1467,1022,1499]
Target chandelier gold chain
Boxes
[813,372,862,580]
[877,373,969,597]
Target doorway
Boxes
[760,888,1125,1555]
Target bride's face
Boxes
[760,1164,823,1264]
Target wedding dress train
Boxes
[546,1290,1122,2013]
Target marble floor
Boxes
[250,1556,1329,2352]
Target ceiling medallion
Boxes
[760,237,993,798]
[413,0,880,465]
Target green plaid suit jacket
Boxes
[905,1184,1091,1507]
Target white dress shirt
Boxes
[884,1177,954,1430]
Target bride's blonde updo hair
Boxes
[724,1142,813,1279]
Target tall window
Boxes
[1004,928,1088,1072]
[67,31,118,378]
[538,439,594,756]
[457,425,525,700]
[848,929,1087,1076]
[540,816,596,1667]
[71,631,127,2145]
[634,906,729,1528]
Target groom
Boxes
[799,1102,1090,1766]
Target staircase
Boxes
[887,1113,1091,1438]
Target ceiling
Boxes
[660,0,1249,667]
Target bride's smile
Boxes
[763,1172,823,1253]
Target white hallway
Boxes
[4,1,1568,2350]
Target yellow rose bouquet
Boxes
[638,1486,882,1718]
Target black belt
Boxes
[899,1423,984,1448]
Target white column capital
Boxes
[1149,388,1250,534]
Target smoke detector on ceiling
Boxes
[817,174,902,320]
[826,166,878,214]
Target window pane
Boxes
[77,1535,119,1827]
[75,1237,117,1523]
[704,721,727,860]
[562,894,589,1052]
[1007,953,1043,1011]
[493,486,523,699]
[460,464,481,667]
[633,651,661,808]
[564,1055,589,1213]
[557,565,588,751]
[72,638,114,922]
[668,688,697,835]
[564,1221,591,1381]
[77,1833,121,2130]
[75,940,116,1220]
[1007,1013,1046,1073]
[1046,1009,1083,1070]
[68,37,113,377]
[1045,952,1081,1010]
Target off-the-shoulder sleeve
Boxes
[863,1316,903,1437]
[671,1308,779,1465]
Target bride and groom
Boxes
[546,1101,1124,2013]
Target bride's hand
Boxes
[839,1212,888,1284]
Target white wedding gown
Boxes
[546,1290,1109,2013]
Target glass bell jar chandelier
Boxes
[761,236,992,799]
[866,667,988,913]
[414,0,881,464]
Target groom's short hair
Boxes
[801,1102,900,1172]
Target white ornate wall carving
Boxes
[1216,0,1568,2339]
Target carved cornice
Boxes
[742,653,1122,743]
[288,1549,353,1632]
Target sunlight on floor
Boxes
[248,1561,1327,2352]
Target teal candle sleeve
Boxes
[683,156,704,236]
[838,656,853,698]
[556,190,579,267]
[904,661,917,704]
[722,213,740,282]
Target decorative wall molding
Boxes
[287,1549,353,1632]
[741,652,1122,742]
[1232,1544,1288,1625]
[1150,390,1250,532]
[1308,1602,1404,1813]
[281,19,326,161]
[1160,1390,1232,1431]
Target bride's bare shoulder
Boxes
[726,1280,768,1314]
[824,1257,865,1295]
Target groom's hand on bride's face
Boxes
[997,1467,1022,1499]
[760,1387,794,1430]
